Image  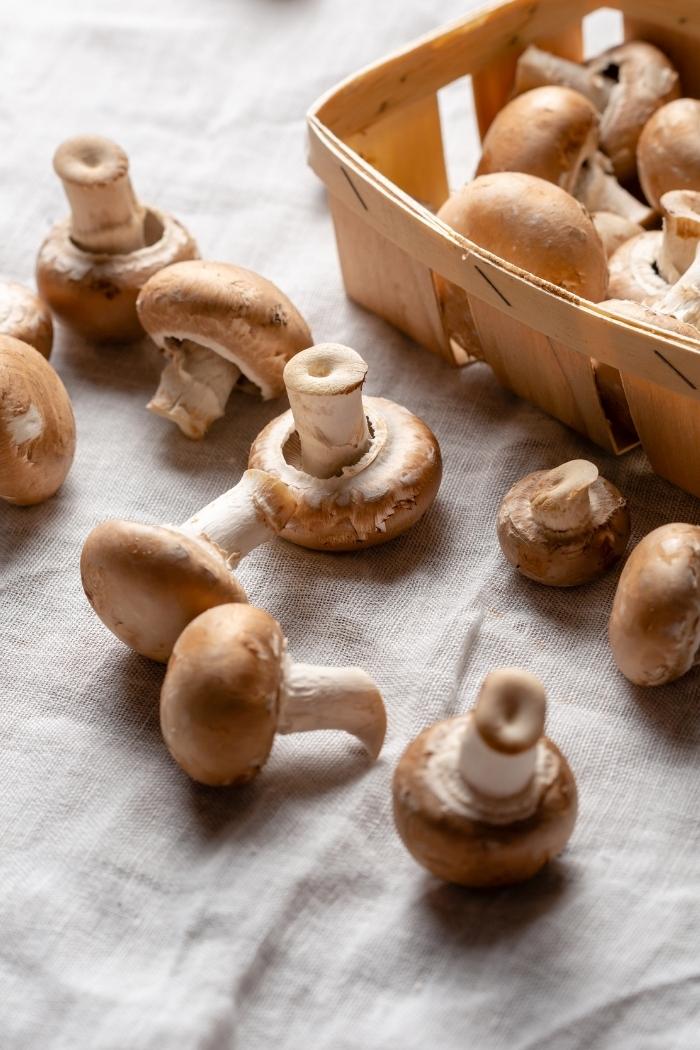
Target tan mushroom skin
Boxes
[0,282,53,359]
[497,460,630,586]
[609,523,700,687]
[0,336,75,506]
[638,99,700,212]
[393,669,577,887]
[36,135,198,343]
[161,603,387,786]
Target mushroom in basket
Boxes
[638,99,700,212]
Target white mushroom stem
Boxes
[277,659,386,759]
[514,46,612,111]
[179,469,296,567]
[283,344,371,478]
[53,135,146,254]
[148,339,241,440]
[657,192,700,282]
[459,720,538,799]
[655,244,700,328]
[530,460,599,533]
[592,212,644,259]
[575,153,654,227]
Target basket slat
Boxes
[622,377,700,496]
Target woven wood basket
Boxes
[307,0,700,498]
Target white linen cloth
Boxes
[1,1,698,1047]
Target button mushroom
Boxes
[248,343,442,549]
[136,260,312,439]
[476,86,652,226]
[497,459,630,587]
[392,668,577,887]
[0,335,76,505]
[638,99,700,212]
[36,135,198,343]
[80,468,297,661]
[0,282,53,359]
[161,603,387,786]
[609,523,700,687]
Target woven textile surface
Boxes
[1,1,698,1047]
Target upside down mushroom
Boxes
[497,460,630,586]
[393,669,577,886]
[36,135,198,342]
[136,260,312,439]
[0,336,75,505]
[0,282,53,359]
[80,469,296,661]
[248,343,442,550]
[161,603,387,786]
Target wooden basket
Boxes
[307,0,700,498]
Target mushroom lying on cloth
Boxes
[161,603,386,785]
[0,336,75,505]
[0,282,53,359]
[248,343,442,550]
[609,524,700,687]
[637,99,700,212]
[477,86,653,226]
[136,260,312,439]
[497,459,630,586]
[36,135,198,342]
[514,42,680,184]
[81,469,296,661]
[393,668,577,887]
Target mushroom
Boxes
[638,99,700,212]
[476,87,652,225]
[80,468,297,661]
[514,42,680,184]
[591,212,644,260]
[497,459,630,586]
[36,135,198,343]
[609,523,700,686]
[161,603,387,785]
[0,282,53,359]
[136,260,312,439]
[392,668,577,886]
[0,335,76,505]
[248,343,442,550]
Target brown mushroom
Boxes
[497,459,630,586]
[393,668,577,887]
[36,135,198,343]
[80,469,296,661]
[248,344,442,550]
[136,260,312,439]
[638,99,700,212]
[0,282,53,359]
[514,45,613,111]
[161,603,386,785]
[0,336,75,505]
[609,523,700,686]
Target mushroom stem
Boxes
[179,469,297,566]
[530,460,598,533]
[147,339,241,440]
[514,46,612,111]
[53,135,146,254]
[655,244,700,328]
[277,660,386,759]
[459,721,538,799]
[657,191,700,282]
[575,153,654,227]
[283,344,371,478]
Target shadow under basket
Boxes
[307,0,700,498]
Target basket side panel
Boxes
[328,195,449,360]
[624,18,700,97]
[622,375,700,497]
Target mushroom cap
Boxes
[589,41,680,184]
[638,99,700,212]
[35,206,198,343]
[161,604,284,786]
[609,523,700,686]
[248,395,442,550]
[476,86,599,193]
[0,336,75,506]
[393,716,577,887]
[136,260,312,399]
[591,211,644,260]
[607,231,667,304]
[497,464,630,586]
[0,282,53,359]
[437,172,608,300]
[80,519,246,662]
[601,299,700,341]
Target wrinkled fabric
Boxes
[1,2,699,1047]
